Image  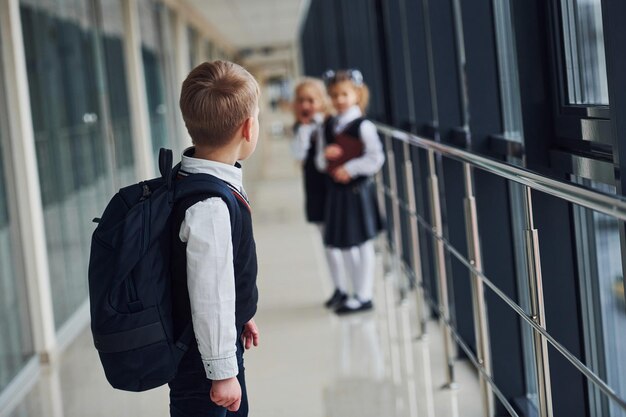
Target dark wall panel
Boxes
[405,0,434,132]
[300,0,388,121]
[380,0,410,128]
[441,158,474,355]
[510,0,554,170]
[337,0,387,121]
[475,173,526,413]
[425,0,463,140]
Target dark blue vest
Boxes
[298,122,328,223]
[170,185,258,340]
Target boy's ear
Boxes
[241,117,254,142]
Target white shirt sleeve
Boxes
[290,124,316,161]
[179,197,238,380]
[315,123,328,172]
[343,120,385,177]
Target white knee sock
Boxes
[316,224,347,293]
[341,246,361,298]
[355,240,376,302]
[325,247,347,293]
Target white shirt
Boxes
[178,148,248,380]
[290,113,324,161]
[315,105,385,176]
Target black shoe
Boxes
[335,299,374,315]
[324,290,348,309]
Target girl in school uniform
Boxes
[316,69,385,314]
[291,78,348,309]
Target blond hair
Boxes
[325,70,370,113]
[294,77,330,116]
[180,60,259,147]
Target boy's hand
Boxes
[241,319,259,350]
[333,166,352,184]
[325,144,343,161]
[210,377,241,412]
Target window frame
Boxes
[547,0,613,154]
[0,8,36,394]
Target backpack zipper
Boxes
[142,199,150,253]
[127,198,150,310]
[126,277,138,304]
[139,183,151,201]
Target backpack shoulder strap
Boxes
[172,174,243,252]
[159,148,174,190]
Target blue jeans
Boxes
[169,340,247,417]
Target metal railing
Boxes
[374,123,626,417]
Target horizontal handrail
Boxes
[375,124,626,220]
[380,185,626,411]
[375,122,626,412]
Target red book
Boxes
[326,133,364,174]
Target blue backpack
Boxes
[88,148,241,391]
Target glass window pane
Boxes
[0,22,35,391]
[100,0,135,186]
[573,179,626,417]
[188,27,198,69]
[493,0,524,142]
[561,0,609,105]
[139,0,177,162]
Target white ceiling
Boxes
[187,0,309,49]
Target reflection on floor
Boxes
[7,111,482,417]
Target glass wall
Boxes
[100,0,135,186]
[19,0,133,328]
[139,0,177,161]
[2,0,227,408]
[0,24,35,392]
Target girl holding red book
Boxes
[316,69,385,314]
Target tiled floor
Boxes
[6,111,483,417]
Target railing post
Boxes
[385,136,405,277]
[426,149,456,388]
[382,134,403,385]
[463,164,494,417]
[522,186,553,417]
[403,141,427,339]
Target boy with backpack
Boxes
[169,61,259,417]
[88,60,259,416]
[168,61,261,416]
